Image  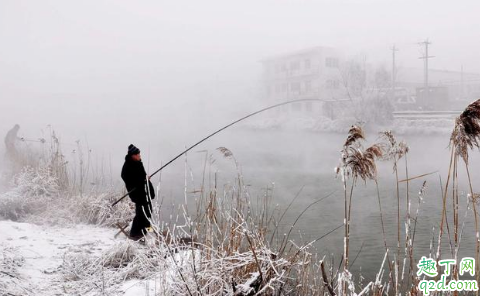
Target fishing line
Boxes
[112,98,331,207]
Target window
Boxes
[326,57,339,68]
[290,60,300,71]
[326,79,340,89]
[290,82,301,92]
[304,59,311,69]
[305,80,312,92]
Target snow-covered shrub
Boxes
[0,166,59,221]
[10,166,59,197]
[21,190,132,227]
[69,192,133,227]
[0,164,131,227]
[60,241,152,295]
[0,246,30,295]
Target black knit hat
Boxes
[128,144,140,155]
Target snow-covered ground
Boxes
[0,220,155,295]
[241,116,454,135]
[0,216,321,296]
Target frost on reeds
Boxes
[0,246,32,295]
[58,217,315,295]
[0,166,59,221]
[0,127,133,226]
[378,130,409,164]
[445,98,480,283]
[0,164,131,226]
[60,240,148,295]
[335,125,385,295]
[378,130,410,294]
[336,125,383,182]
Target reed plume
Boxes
[378,130,410,294]
[336,125,384,295]
[342,144,383,182]
[337,125,382,182]
[451,99,480,164]
[344,125,365,148]
[217,147,233,158]
[445,99,480,289]
[379,130,409,163]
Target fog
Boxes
[1,0,480,283]
[1,0,480,147]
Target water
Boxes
[147,128,480,281]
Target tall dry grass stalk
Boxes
[378,130,409,294]
[336,125,384,294]
[449,98,480,288]
[142,146,354,295]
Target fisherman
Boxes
[121,144,155,241]
[4,124,20,161]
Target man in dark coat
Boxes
[121,144,155,240]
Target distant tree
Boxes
[374,65,391,89]
[339,57,366,99]
[337,57,394,125]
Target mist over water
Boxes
[155,129,480,281]
[3,101,480,280]
[2,0,480,287]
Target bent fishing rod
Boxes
[112,98,327,207]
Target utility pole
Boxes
[391,45,399,99]
[418,39,435,91]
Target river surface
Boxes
[12,125,478,282]
[149,128,480,281]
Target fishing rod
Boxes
[112,98,328,207]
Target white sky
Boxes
[0,0,479,144]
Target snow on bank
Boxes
[0,220,196,296]
[0,220,118,295]
[241,116,455,135]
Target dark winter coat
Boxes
[121,155,155,204]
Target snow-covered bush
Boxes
[60,240,152,295]
[10,166,59,198]
[0,166,59,221]
[0,246,30,295]
[0,165,131,227]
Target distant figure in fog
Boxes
[4,124,20,161]
[121,144,155,241]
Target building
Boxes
[261,47,345,115]
[396,67,480,110]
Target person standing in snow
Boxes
[121,144,155,240]
[4,124,20,162]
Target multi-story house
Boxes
[261,46,345,115]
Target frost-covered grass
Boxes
[0,245,31,295]
[5,114,480,296]
[0,165,131,227]
[60,241,147,295]
[0,139,380,295]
